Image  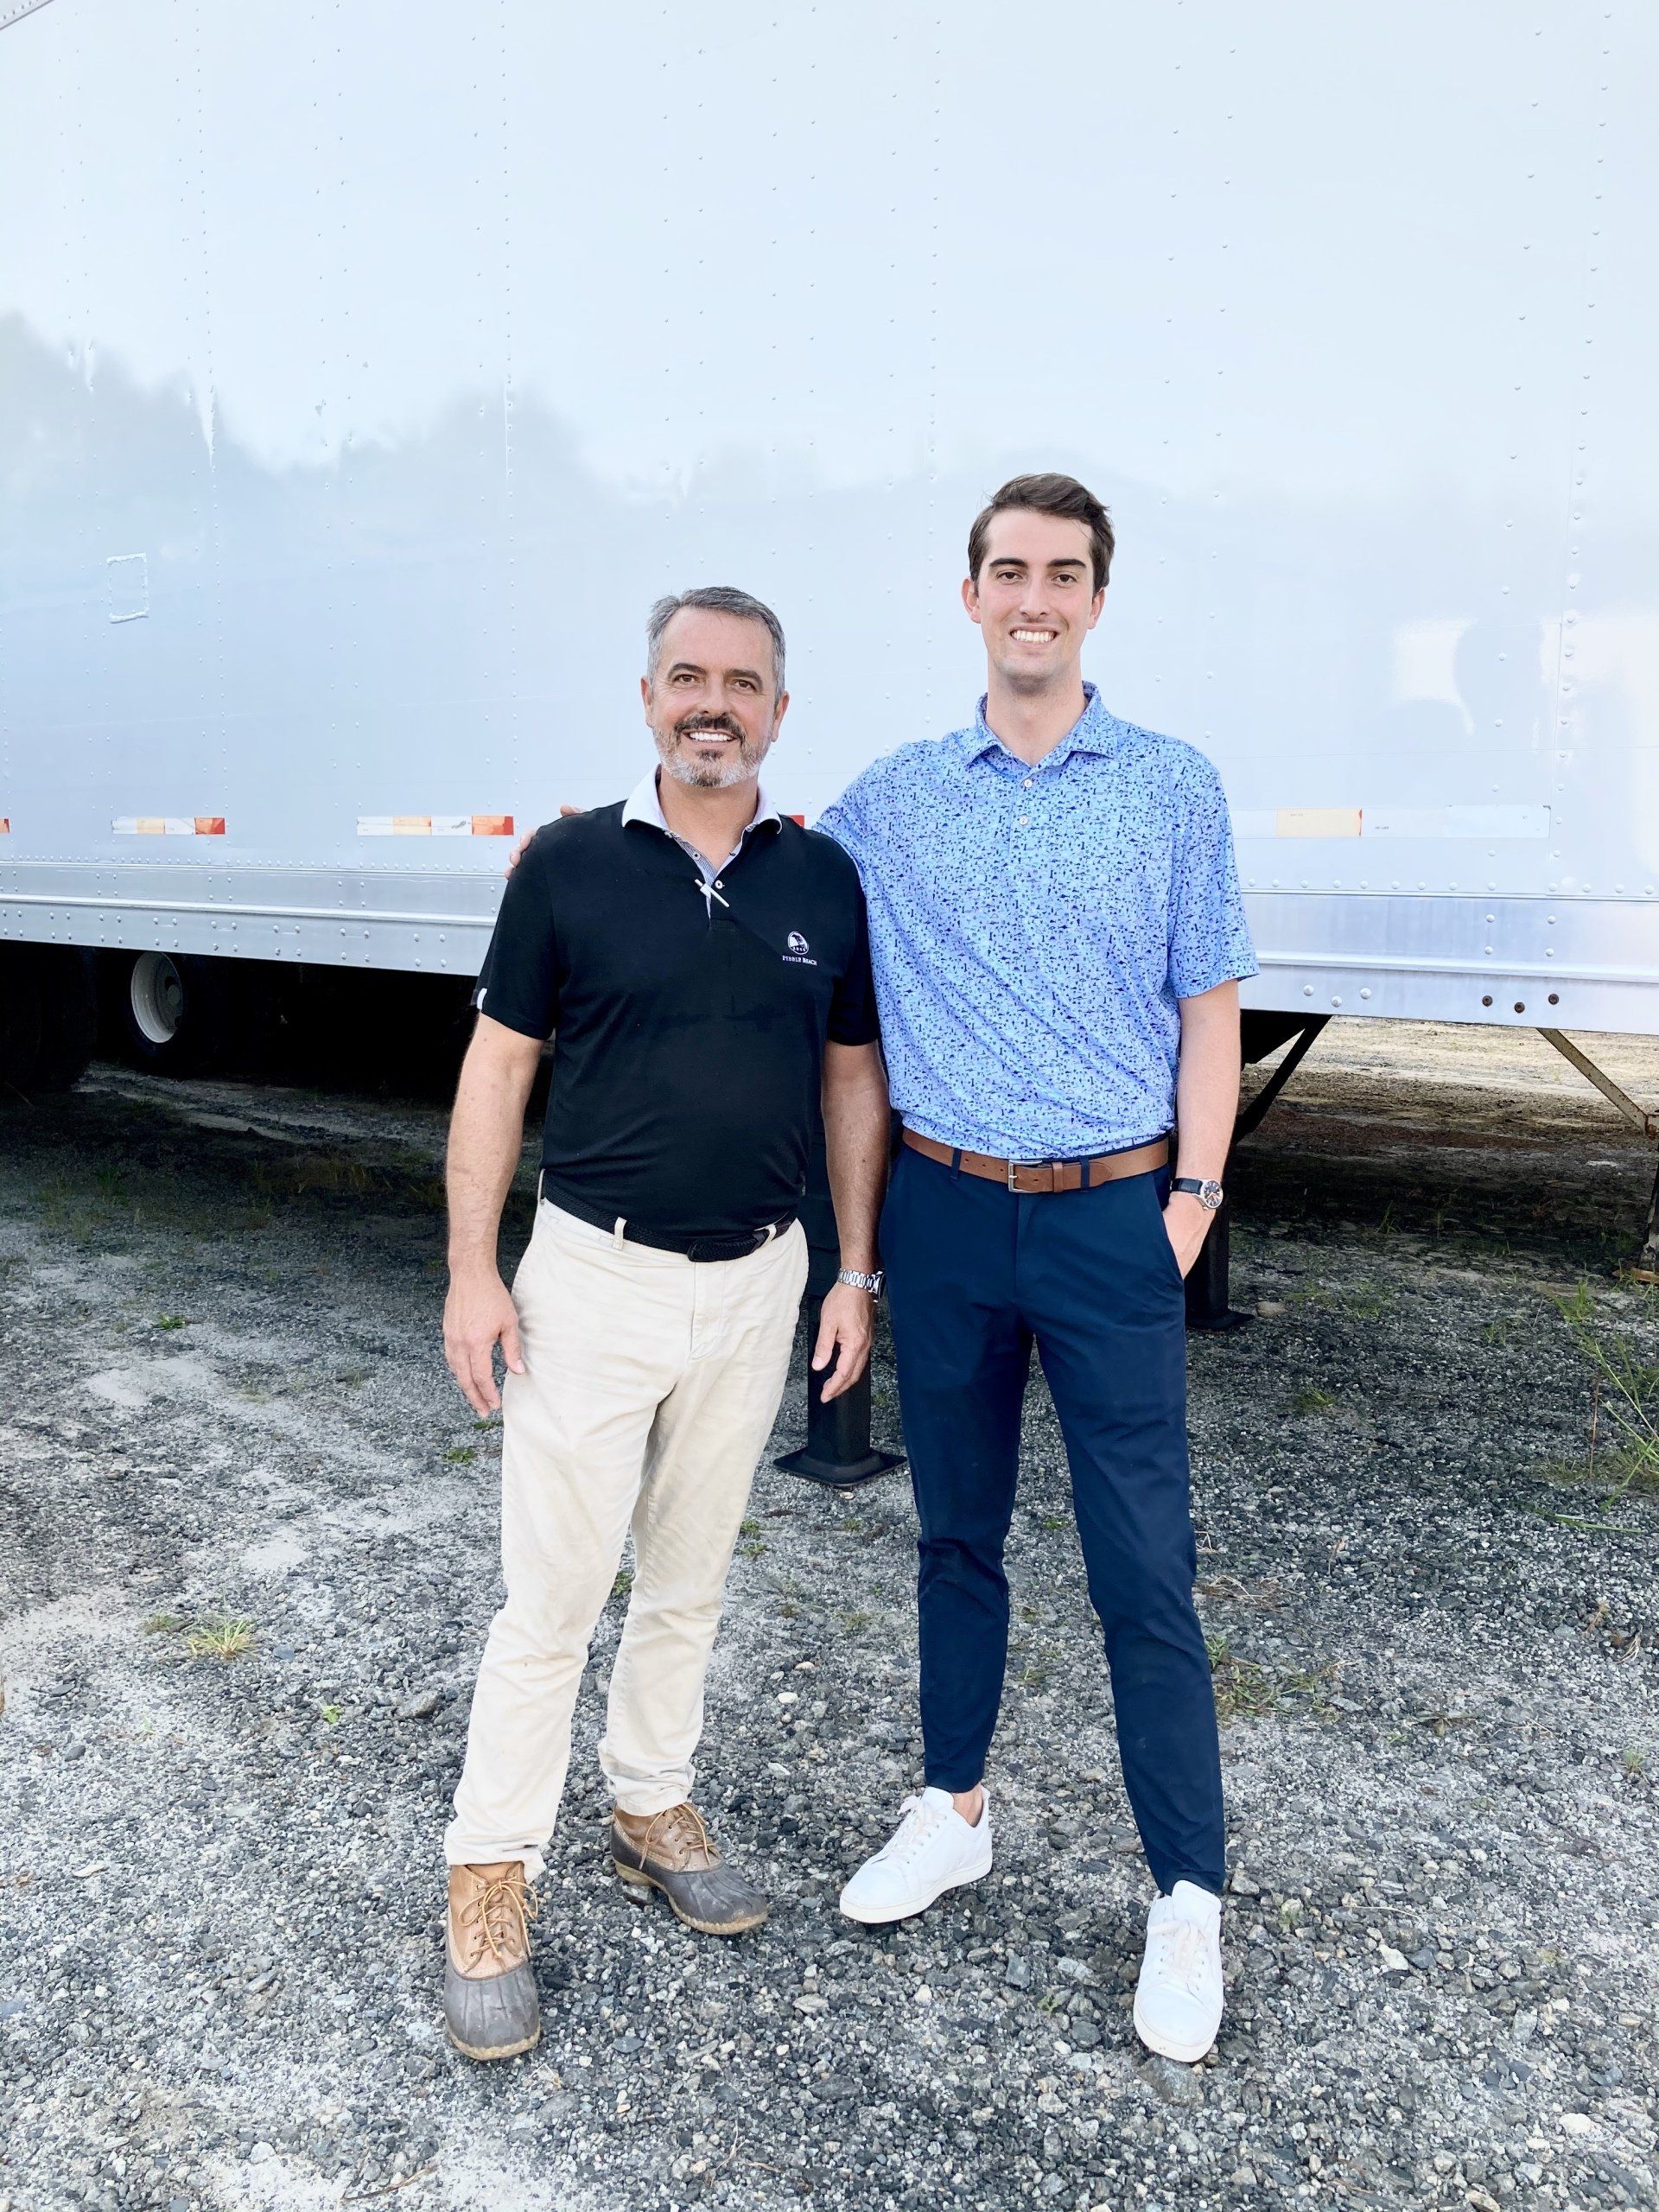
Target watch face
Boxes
[1200,1179,1224,1211]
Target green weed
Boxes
[186,1617,256,1662]
[1292,1385,1337,1416]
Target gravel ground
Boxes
[2,1020,1657,2212]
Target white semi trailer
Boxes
[3,2,1656,1139]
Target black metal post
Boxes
[775,1293,906,1487]
[1184,1193,1251,1333]
[775,1116,905,1487]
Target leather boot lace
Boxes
[634,1802,719,1871]
[457,1872,538,1971]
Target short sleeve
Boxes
[813,771,872,876]
[828,882,880,1046]
[470,832,562,1039]
[1167,756,1258,999]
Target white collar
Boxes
[622,767,780,839]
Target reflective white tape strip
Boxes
[357,813,514,836]
[1363,804,1551,840]
[112,817,226,836]
[1235,804,1549,841]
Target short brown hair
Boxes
[968,473,1115,595]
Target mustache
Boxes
[675,715,745,741]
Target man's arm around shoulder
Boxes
[443,1013,544,1414]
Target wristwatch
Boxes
[836,1268,886,1297]
[1172,1177,1225,1213]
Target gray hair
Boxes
[645,585,786,698]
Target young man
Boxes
[440,585,889,2062]
[820,475,1255,2065]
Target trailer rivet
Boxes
[1482,995,1494,1007]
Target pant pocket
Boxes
[1147,1173,1186,1295]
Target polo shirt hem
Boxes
[472,1001,551,1043]
[1171,955,1261,999]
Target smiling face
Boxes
[963,508,1105,696]
[641,607,788,791]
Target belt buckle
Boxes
[1007,1159,1048,1193]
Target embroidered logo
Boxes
[787,931,810,956]
[783,928,817,969]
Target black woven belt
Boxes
[543,1187,794,1263]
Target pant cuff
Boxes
[609,1783,695,1819]
[442,1833,546,1884]
[923,1770,985,1795]
[1154,1865,1226,1898]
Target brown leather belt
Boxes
[901,1128,1170,1194]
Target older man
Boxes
[439,585,888,2061]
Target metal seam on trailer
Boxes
[1255,951,1637,984]
[0,894,493,928]
[0,1,58,29]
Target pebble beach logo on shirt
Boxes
[783,930,817,967]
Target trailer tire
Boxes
[0,945,45,1096]
[105,950,240,1076]
[31,947,99,1091]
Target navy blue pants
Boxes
[880,1143,1225,1897]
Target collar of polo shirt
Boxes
[621,768,782,842]
[956,680,1126,771]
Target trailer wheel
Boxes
[31,947,99,1091]
[0,946,45,1096]
[106,950,238,1076]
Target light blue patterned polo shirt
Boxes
[815,684,1257,1158]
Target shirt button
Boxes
[1016,815,1029,828]
[1022,779,1033,790]
[715,880,723,888]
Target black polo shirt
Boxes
[471,797,880,1242]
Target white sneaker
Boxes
[837,1787,994,1924]
[1133,1880,1224,2063]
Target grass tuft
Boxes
[1292,1385,1338,1416]
[1547,1282,1659,1509]
[186,1617,256,1661]
[1205,1634,1281,1722]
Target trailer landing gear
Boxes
[1184,1014,1332,1334]
[774,1293,906,1489]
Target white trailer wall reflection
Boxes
[2,0,1656,1067]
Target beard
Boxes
[654,715,767,791]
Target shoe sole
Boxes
[612,1857,769,1936]
[445,2020,542,2063]
[836,1845,994,1926]
[1131,1996,1217,2066]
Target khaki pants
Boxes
[445,1201,809,1881]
